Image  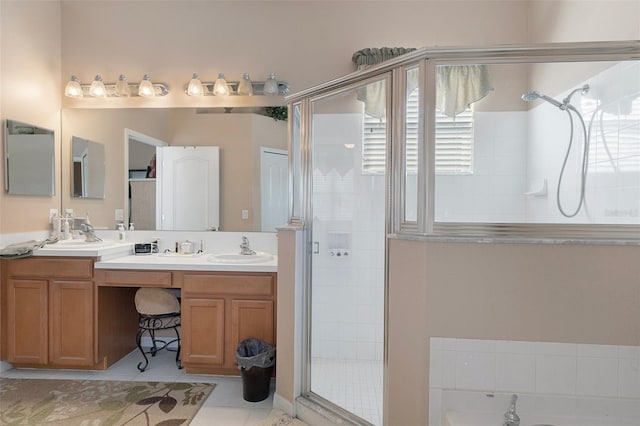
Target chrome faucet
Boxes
[81,223,103,242]
[503,394,520,426]
[240,236,256,255]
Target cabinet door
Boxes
[49,281,94,366]
[7,279,48,365]
[231,299,274,350]
[182,298,225,365]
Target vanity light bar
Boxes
[64,75,170,98]
[184,81,290,96]
[76,82,170,97]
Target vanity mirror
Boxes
[71,136,105,199]
[3,119,55,196]
[61,108,288,232]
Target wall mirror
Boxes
[3,119,55,196]
[61,108,288,232]
[71,136,105,199]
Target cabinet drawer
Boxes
[96,269,172,287]
[183,273,274,297]
[7,257,93,279]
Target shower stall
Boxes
[286,42,640,426]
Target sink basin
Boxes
[47,240,116,248]
[208,252,273,264]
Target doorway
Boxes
[260,147,288,232]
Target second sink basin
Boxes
[208,252,273,264]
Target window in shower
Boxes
[432,59,640,228]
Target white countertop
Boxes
[95,252,277,272]
[33,240,134,259]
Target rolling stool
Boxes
[134,287,182,372]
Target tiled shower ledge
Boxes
[390,234,640,246]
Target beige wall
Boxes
[387,239,640,425]
[0,1,62,233]
[59,1,530,108]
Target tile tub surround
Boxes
[429,338,640,425]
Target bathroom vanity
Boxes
[0,242,277,376]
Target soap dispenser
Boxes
[117,223,126,241]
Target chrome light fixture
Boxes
[89,74,107,97]
[64,75,84,98]
[187,73,205,96]
[138,74,156,97]
[64,74,169,98]
[263,72,278,95]
[115,74,131,97]
[213,73,230,96]
[237,72,254,96]
[183,73,289,96]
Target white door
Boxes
[260,148,288,232]
[157,146,220,231]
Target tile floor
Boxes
[311,358,383,426]
[0,349,275,426]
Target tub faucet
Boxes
[240,236,256,255]
[81,223,102,242]
[503,394,520,426]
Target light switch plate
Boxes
[115,209,124,221]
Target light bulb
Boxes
[263,72,279,95]
[115,74,131,97]
[138,74,156,97]
[237,72,253,96]
[64,75,83,98]
[213,73,229,96]
[89,74,106,97]
[187,73,204,96]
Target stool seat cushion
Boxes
[135,288,180,315]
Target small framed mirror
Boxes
[3,119,55,196]
[71,136,106,199]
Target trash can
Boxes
[236,338,276,402]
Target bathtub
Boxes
[438,391,640,426]
[445,411,640,426]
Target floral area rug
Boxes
[0,378,215,425]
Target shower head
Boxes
[521,91,541,102]
[521,91,564,109]
[563,84,590,105]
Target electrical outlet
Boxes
[115,209,124,221]
[241,209,249,220]
[49,208,59,224]
[65,208,74,216]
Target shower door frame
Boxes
[300,72,394,426]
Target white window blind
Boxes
[362,90,474,174]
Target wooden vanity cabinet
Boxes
[2,257,95,368]
[178,271,276,375]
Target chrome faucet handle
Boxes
[503,394,520,426]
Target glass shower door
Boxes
[308,76,388,425]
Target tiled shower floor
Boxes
[311,358,383,426]
[0,349,275,425]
